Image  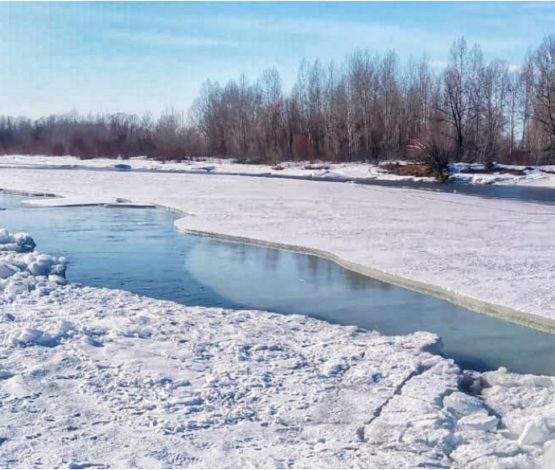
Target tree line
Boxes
[2,35,555,166]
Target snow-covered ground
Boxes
[1,167,555,329]
[0,154,433,182]
[3,154,555,187]
[2,230,555,468]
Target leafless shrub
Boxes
[407,139,451,182]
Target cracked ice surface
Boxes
[1,234,555,468]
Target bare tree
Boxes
[533,34,555,163]
[440,37,471,161]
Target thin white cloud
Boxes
[71,4,541,63]
[166,13,529,62]
[110,31,239,49]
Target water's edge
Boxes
[4,186,555,337]
[177,227,555,336]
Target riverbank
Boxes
[3,154,555,187]
[1,230,554,468]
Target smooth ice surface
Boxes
[3,192,555,375]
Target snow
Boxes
[5,154,555,187]
[0,154,436,183]
[0,230,66,302]
[0,228,36,253]
[0,232,554,468]
[448,162,555,187]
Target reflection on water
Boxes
[2,190,555,375]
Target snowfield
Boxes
[1,231,555,468]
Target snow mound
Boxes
[0,228,36,253]
[9,320,76,348]
[313,170,344,179]
[0,229,66,300]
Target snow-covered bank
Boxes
[448,163,555,187]
[1,167,555,329]
[4,154,555,187]
[1,232,555,468]
[0,154,436,183]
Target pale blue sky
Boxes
[2,2,555,118]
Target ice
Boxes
[0,229,35,253]
[457,412,499,432]
[0,262,18,279]
[0,370,14,380]
[27,254,64,276]
[542,442,555,468]
[195,164,217,173]
[443,391,485,415]
[518,421,551,446]
[0,229,67,301]
[313,170,344,179]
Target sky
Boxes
[2,1,555,119]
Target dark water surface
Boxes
[2,190,555,375]
[354,177,555,205]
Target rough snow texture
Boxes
[0,228,36,253]
[448,163,555,187]
[0,230,66,301]
[1,235,555,468]
[1,166,555,325]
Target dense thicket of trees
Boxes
[0,109,204,160]
[3,35,555,165]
